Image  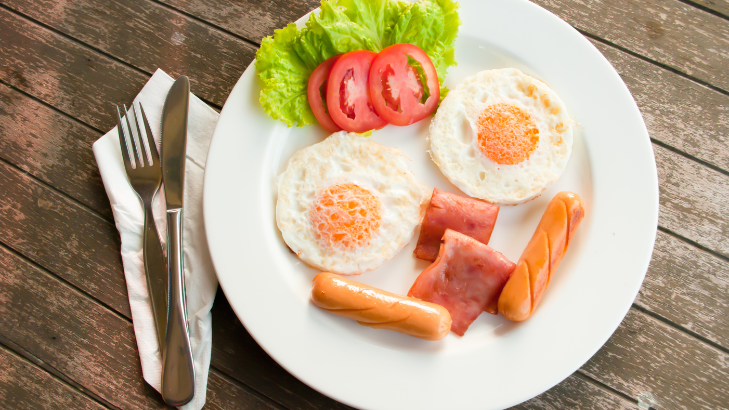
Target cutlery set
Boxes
[116,77,195,407]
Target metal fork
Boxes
[116,103,168,352]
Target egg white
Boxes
[276,131,428,275]
[429,68,573,205]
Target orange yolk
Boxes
[476,104,539,165]
[310,184,381,251]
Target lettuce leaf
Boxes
[255,24,316,127]
[255,0,461,128]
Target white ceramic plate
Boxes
[203,0,658,408]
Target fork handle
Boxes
[162,209,195,406]
[142,203,168,353]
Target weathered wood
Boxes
[533,0,729,91]
[0,83,111,218]
[3,0,257,108]
[655,144,729,258]
[0,244,166,409]
[206,369,281,410]
[0,8,148,131]
[638,230,729,349]
[158,0,319,43]
[0,160,130,316]
[513,373,635,410]
[582,308,729,409]
[591,40,729,174]
[0,344,106,410]
[0,244,277,410]
[691,0,729,17]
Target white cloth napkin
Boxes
[92,69,219,410]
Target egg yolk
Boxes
[311,184,382,251]
[476,104,539,165]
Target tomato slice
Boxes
[326,50,387,133]
[368,44,440,126]
[307,56,342,133]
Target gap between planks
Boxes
[0,334,117,409]
[2,1,728,406]
[0,239,300,410]
[575,27,729,98]
[2,5,728,372]
[0,5,224,112]
[676,0,729,20]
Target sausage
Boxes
[311,272,452,341]
[497,192,585,321]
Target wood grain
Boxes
[690,0,729,17]
[592,40,729,174]
[2,0,257,108]
[0,344,106,410]
[0,7,148,132]
[159,0,319,43]
[0,160,130,316]
[583,308,729,409]
[206,369,281,410]
[639,231,729,349]
[0,83,111,218]
[533,0,729,91]
[0,244,278,410]
[655,144,729,258]
[0,244,166,409]
[513,374,635,410]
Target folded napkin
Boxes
[93,69,219,409]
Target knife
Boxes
[160,76,195,406]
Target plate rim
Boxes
[203,0,659,408]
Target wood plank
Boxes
[655,143,729,258]
[0,160,130,316]
[0,7,148,131]
[158,0,319,43]
[582,308,729,409]
[2,0,257,108]
[0,244,277,410]
[533,0,729,91]
[691,0,729,17]
[513,374,634,410]
[591,39,729,174]
[0,83,111,218]
[638,230,729,349]
[0,244,166,409]
[0,344,106,410]
[206,369,280,410]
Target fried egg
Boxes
[429,68,573,205]
[276,132,428,275]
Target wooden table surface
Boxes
[1,0,728,408]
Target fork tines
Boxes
[116,103,158,171]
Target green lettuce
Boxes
[255,0,461,128]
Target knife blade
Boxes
[160,76,195,406]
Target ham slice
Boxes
[408,229,516,336]
[414,188,499,261]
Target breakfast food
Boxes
[498,192,585,321]
[414,188,500,261]
[307,55,342,133]
[368,43,440,126]
[326,51,387,133]
[276,132,428,275]
[311,272,452,341]
[409,230,516,336]
[255,0,460,129]
[428,68,573,205]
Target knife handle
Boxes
[162,209,195,406]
